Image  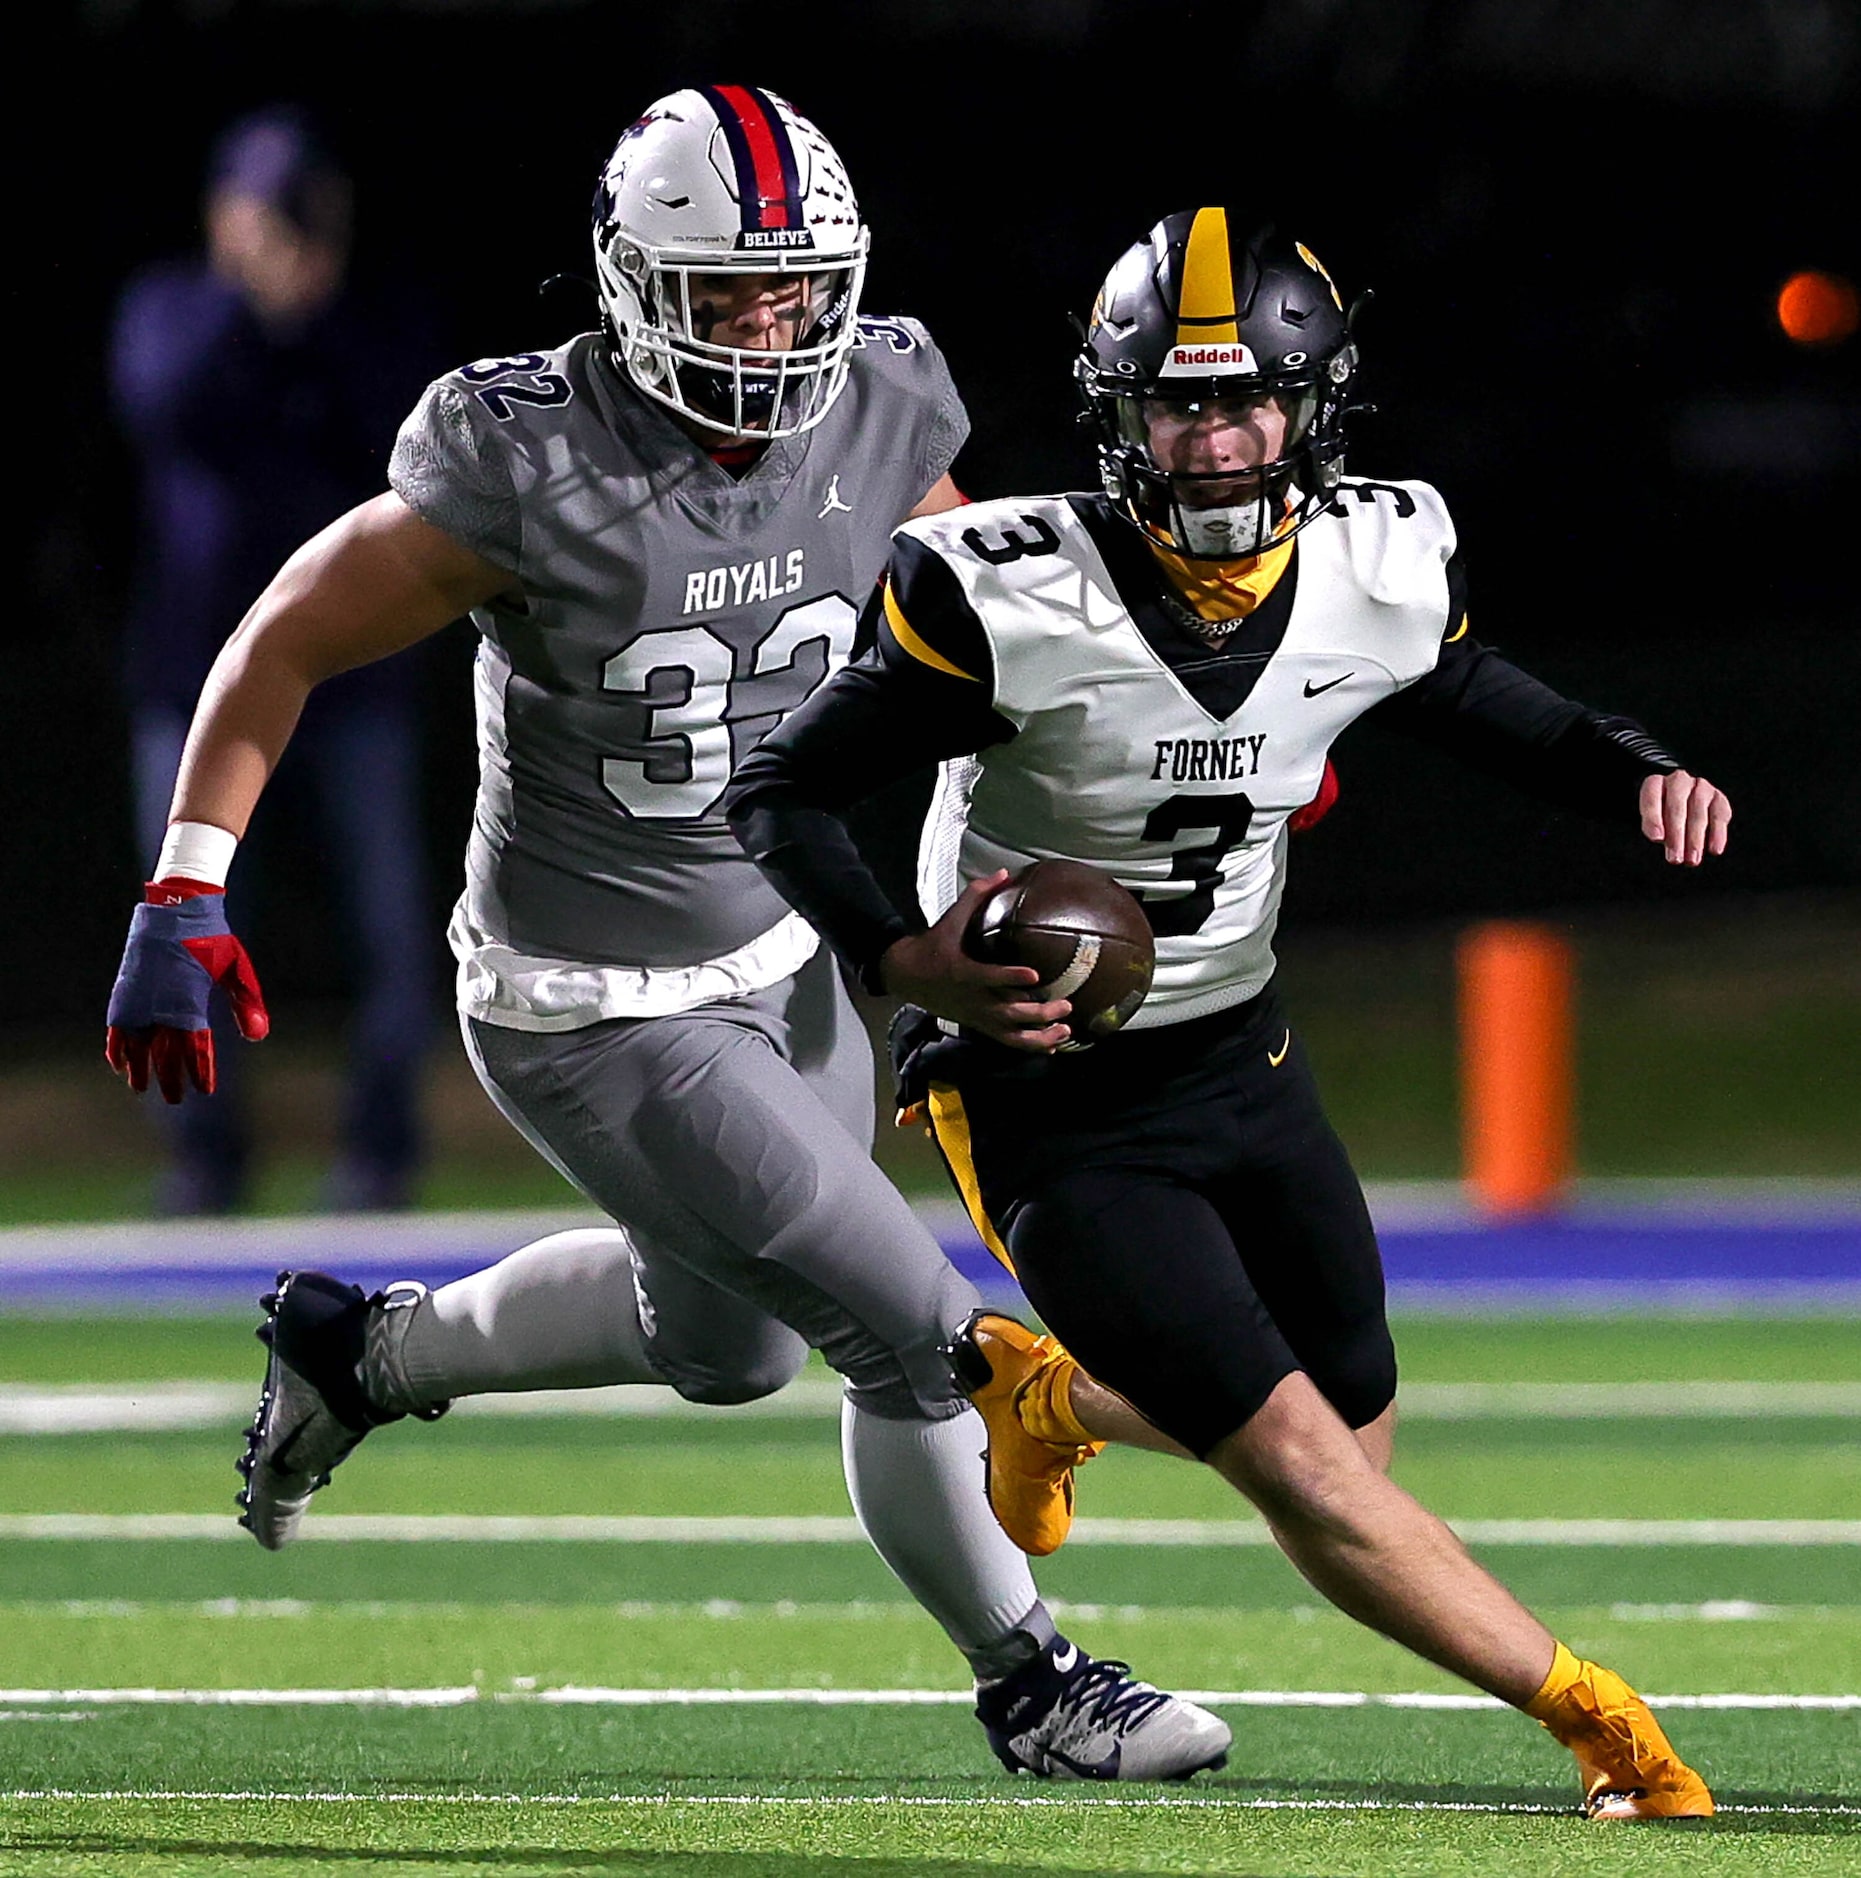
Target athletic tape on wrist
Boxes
[155,821,238,888]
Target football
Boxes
[962,858,1156,1046]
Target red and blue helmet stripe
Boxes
[698,84,807,243]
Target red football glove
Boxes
[1288,758,1340,834]
[104,879,270,1103]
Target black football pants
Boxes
[932,983,1396,1458]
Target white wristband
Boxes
[155,821,239,888]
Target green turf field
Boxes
[1,1312,1856,1875]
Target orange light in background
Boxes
[1776,270,1859,346]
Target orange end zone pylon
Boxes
[1456,920,1575,1217]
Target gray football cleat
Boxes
[235,1270,443,1549]
[975,1635,1231,1780]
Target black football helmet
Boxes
[1076,209,1364,559]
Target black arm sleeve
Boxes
[1369,628,1683,820]
[727,617,1015,992]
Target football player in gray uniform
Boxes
[727,208,1730,1818]
[103,92,1231,1782]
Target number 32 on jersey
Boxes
[598,595,858,819]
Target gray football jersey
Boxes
[389,320,966,1027]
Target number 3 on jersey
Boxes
[1136,791,1255,937]
[600,595,857,819]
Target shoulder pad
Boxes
[845,315,955,400]
[853,313,935,355]
[900,493,1075,564]
[839,315,967,491]
[882,530,991,683]
[1320,478,1456,606]
[439,339,586,430]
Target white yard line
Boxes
[0,1385,258,1434]
[1,1783,1853,1819]
[10,1596,1834,1625]
[3,1512,1858,1545]
[0,1686,1854,1712]
[1391,1381,1861,1418]
[0,1687,481,1707]
[3,1596,1841,1626]
[7,1377,1861,1434]
[0,1208,614,1272]
[0,1379,848,1431]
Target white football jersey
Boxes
[900,484,1459,1026]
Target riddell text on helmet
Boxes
[1166,343,1258,370]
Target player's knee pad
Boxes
[814,1317,966,1422]
[839,1366,967,1423]
[762,1250,975,1422]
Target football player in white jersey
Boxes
[727,208,1730,1818]
[102,94,1233,1783]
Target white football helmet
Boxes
[592,85,869,440]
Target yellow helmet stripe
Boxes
[883,582,978,681]
[1177,208,1240,342]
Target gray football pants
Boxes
[402,949,1049,1674]
[456,947,981,1420]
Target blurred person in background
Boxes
[109,103,447,1214]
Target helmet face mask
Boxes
[1078,211,1361,559]
[592,85,869,440]
[1112,382,1331,557]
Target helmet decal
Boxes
[696,83,811,249]
[1164,341,1259,374]
[1296,241,1345,311]
[1175,208,1241,346]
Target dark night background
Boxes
[15,0,1859,1037]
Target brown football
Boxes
[962,858,1156,1046]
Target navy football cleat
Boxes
[235,1269,441,1549]
[975,1635,1231,1780]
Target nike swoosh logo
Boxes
[1050,1642,1079,1674]
[266,1417,311,1469]
[1267,1030,1291,1067]
[1303,673,1353,697]
[1048,1745,1122,1778]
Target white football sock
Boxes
[375,1228,661,1409]
[840,1396,1052,1681]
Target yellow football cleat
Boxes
[1528,1647,1714,1821]
[946,1309,1104,1556]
